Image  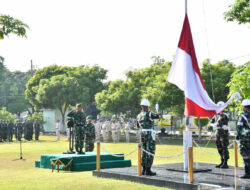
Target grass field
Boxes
[0,135,242,190]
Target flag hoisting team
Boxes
[1,98,249,178]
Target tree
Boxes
[0,107,15,121]
[201,59,236,103]
[0,14,29,39]
[227,61,250,112]
[224,0,250,24]
[193,117,209,141]
[25,65,107,131]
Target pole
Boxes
[234,141,238,167]
[185,0,187,13]
[188,147,193,183]
[20,139,23,159]
[138,144,142,176]
[96,142,100,171]
[184,116,192,170]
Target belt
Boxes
[141,129,154,132]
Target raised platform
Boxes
[93,163,250,190]
[35,152,131,171]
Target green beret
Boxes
[86,115,93,120]
[76,103,82,108]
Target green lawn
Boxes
[0,135,242,190]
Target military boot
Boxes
[145,168,156,176]
[240,162,250,179]
[220,159,229,169]
[142,167,146,175]
[215,159,223,168]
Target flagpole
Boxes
[185,0,187,13]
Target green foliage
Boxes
[27,112,44,124]
[0,107,14,121]
[224,0,250,24]
[193,117,209,127]
[179,123,185,135]
[95,58,185,118]
[25,64,107,129]
[0,58,31,115]
[201,59,236,103]
[227,61,250,112]
[0,14,29,39]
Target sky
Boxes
[0,0,249,80]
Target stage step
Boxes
[35,152,131,171]
[72,160,132,171]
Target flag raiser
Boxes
[167,14,241,117]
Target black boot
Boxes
[220,159,229,169]
[240,163,250,179]
[145,168,156,176]
[215,159,223,168]
[142,167,146,175]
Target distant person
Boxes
[67,103,86,154]
[211,101,230,169]
[34,120,41,140]
[125,121,131,143]
[236,99,250,179]
[85,115,95,152]
[55,120,61,141]
[137,99,161,176]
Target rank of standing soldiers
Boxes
[0,119,42,142]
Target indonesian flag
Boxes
[167,14,241,117]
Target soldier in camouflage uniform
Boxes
[7,121,14,142]
[0,120,3,142]
[34,120,41,140]
[16,120,24,141]
[236,99,250,179]
[2,120,8,141]
[211,101,230,169]
[85,115,95,152]
[136,99,161,176]
[67,103,86,154]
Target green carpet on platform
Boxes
[35,152,131,171]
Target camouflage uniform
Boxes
[67,109,86,153]
[236,110,250,177]
[7,121,14,142]
[17,122,24,141]
[34,122,41,140]
[212,112,230,168]
[0,121,3,142]
[137,111,160,173]
[2,121,8,141]
[85,123,95,152]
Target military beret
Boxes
[76,103,82,108]
[86,115,93,120]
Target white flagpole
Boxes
[185,0,187,13]
[183,0,192,172]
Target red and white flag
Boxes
[167,14,240,117]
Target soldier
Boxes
[7,120,14,142]
[3,120,8,141]
[16,120,24,141]
[125,121,131,143]
[236,99,250,179]
[94,120,101,141]
[211,101,230,169]
[137,99,161,176]
[67,103,86,154]
[111,120,118,143]
[23,120,28,140]
[85,115,95,152]
[34,120,41,140]
[0,120,3,142]
[116,120,122,142]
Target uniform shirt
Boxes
[67,110,86,126]
[85,123,95,139]
[236,110,250,141]
[211,112,229,130]
[136,111,160,129]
